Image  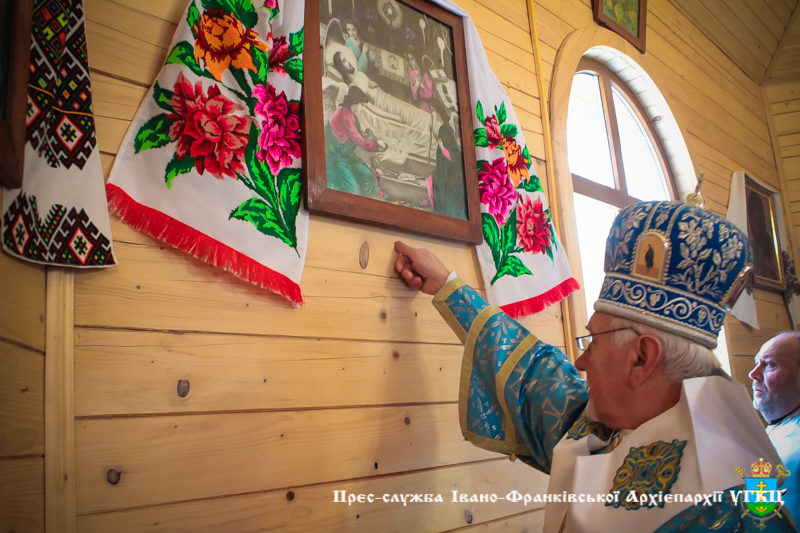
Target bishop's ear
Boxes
[629,334,663,387]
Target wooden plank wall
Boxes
[6,0,784,530]
[754,82,800,392]
[765,81,800,309]
[74,0,556,530]
[533,0,793,388]
[0,191,46,532]
[668,0,799,85]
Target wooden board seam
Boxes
[75,456,507,517]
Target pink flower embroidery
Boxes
[268,35,290,76]
[264,0,279,8]
[478,157,517,224]
[516,196,552,254]
[253,83,302,174]
[484,115,502,149]
[167,73,250,179]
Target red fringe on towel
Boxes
[500,277,580,318]
[106,183,304,306]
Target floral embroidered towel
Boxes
[434,0,578,317]
[106,1,307,304]
[2,0,116,267]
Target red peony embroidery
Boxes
[193,10,269,81]
[253,83,302,174]
[268,35,290,77]
[478,157,517,224]
[167,73,250,179]
[484,114,502,149]
[516,196,552,254]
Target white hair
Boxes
[607,316,722,382]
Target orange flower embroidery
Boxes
[193,10,269,81]
[502,137,530,187]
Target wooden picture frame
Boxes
[745,174,783,292]
[592,0,647,54]
[0,0,32,188]
[302,0,481,243]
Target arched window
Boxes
[567,58,678,314]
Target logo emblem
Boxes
[734,458,791,526]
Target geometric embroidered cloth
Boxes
[106,1,307,304]
[433,0,578,317]
[2,0,116,267]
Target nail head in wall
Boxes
[359,241,369,269]
[177,379,190,398]
[106,469,121,485]
[286,490,295,501]
[392,350,399,359]
[374,462,379,470]
[379,310,387,320]
[404,417,411,425]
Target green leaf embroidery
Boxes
[476,101,485,124]
[201,0,258,28]
[277,168,302,247]
[231,67,251,96]
[288,29,304,57]
[500,208,518,255]
[251,47,269,84]
[186,2,200,31]
[545,245,554,264]
[165,41,211,80]
[496,101,507,124]
[474,128,488,148]
[522,145,532,169]
[491,255,532,284]
[499,123,518,138]
[164,154,196,188]
[134,113,173,153]
[285,57,303,84]
[482,213,501,267]
[229,197,292,246]
[152,81,175,112]
[244,123,278,204]
[518,175,542,192]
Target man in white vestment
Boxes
[394,200,797,531]
[751,332,800,524]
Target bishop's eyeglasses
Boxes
[574,327,638,350]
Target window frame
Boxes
[570,58,678,208]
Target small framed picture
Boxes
[745,174,783,291]
[302,0,482,243]
[592,0,647,54]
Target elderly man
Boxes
[751,332,800,523]
[395,201,794,532]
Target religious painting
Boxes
[633,231,668,281]
[745,175,783,291]
[303,0,481,243]
[0,0,32,188]
[592,0,647,54]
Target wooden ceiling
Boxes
[668,0,800,85]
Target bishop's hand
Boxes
[393,241,450,295]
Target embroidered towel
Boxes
[433,0,579,317]
[2,0,116,267]
[106,1,307,304]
